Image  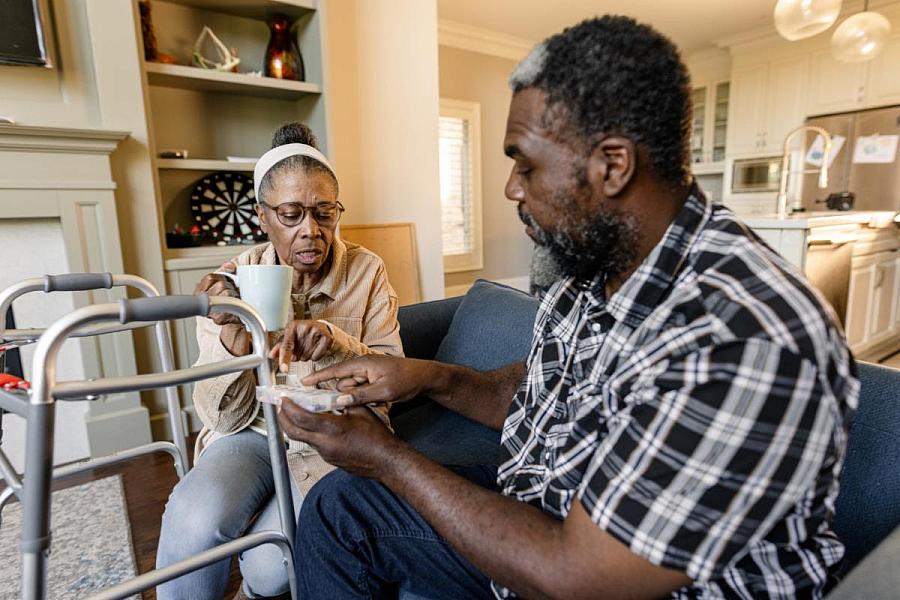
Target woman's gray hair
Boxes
[508,42,548,92]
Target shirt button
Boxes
[591,323,602,332]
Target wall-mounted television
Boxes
[0,0,52,67]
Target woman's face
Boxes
[256,169,339,278]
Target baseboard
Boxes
[445,275,530,298]
[149,405,203,441]
[493,275,530,292]
[84,404,152,458]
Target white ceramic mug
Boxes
[215,264,293,331]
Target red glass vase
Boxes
[264,16,304,81]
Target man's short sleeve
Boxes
[577,339,839,582]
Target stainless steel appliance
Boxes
[730,156,782,193]
[802,106,900,212]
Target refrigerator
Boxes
[802,105,900,212]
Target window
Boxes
[438,99,483,273]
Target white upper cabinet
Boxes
[808,49,869,115]
[866,34,900,108]
[726,56,808,157]
[726,64,768,156]
[808,33,900,115]
[764,56,809,153]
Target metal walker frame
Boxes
[0,273,190,517]
[0,278,296,599]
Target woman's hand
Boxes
[194,261,240,326]
[269,320,334,372]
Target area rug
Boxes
[0,475,139,599]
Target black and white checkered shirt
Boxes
[495,187,859,599]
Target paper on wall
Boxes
[852,134,899,164]
[805,134,845,168]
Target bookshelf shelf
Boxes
[145,63,320,99]
[157,158,256,171]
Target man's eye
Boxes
[280,211,301,220]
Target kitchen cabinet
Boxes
[866,34,900,108]
[691,81,730,168]
[846,237,900,359]
[726,65,767,156]
[808,34,900,115]
[726,56,808,157]
[807,49,869,115]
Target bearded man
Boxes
[278,16,858,599]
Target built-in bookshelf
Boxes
[137,0,328,260]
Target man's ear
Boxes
[255,204,270,234]
[585,136,636,198]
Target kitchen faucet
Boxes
[777,125,832,216]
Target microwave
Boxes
[730,157,782,193]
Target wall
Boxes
[322,0,445,301]
[0,0,99,128]
[438,46,532,293]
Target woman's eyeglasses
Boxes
[259,200,345,228]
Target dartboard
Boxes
[189,172,263,243]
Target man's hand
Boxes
[194,261,240,326]
[301,354,438,406]
[269,320,334,372]
[278,402,401,479]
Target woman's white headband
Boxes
[253,143,337,201]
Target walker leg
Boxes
[20,402,54,600]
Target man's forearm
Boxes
[380,441,570,600]
[427,362,525,430]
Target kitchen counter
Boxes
[739,211,898,271]
[742,211,897,230]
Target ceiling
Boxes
[437,0,777,54]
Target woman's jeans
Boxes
[156,430,302,599]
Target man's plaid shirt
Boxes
[495,187,859,599]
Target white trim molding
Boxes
[440,98,484,274]
[0,124,128,154]
[438,20,536,62]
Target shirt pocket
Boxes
[326,315,363,340]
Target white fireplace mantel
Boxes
[0,124,153,469]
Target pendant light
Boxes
[830,0,892,62]
[775,0,843,41]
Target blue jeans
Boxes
[295,465,496,599]
[156,430,302,599]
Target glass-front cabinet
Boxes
[691,81,730,170]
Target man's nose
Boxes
[505,167,524,201]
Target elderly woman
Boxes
[156,123,402,599]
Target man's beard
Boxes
[518,198,639,283]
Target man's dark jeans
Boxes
[295,465,497,599]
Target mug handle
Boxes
[213,271,239,287]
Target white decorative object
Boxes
[192,26,240,71]
[830,6,892,62]
[774,0,842,41]
[852,134,899,164]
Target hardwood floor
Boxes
[2,434,244,599]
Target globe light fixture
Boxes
[830,2,892,62]
[775,0,843,41]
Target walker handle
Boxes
[119,295,210,324]
[43,273,114,293]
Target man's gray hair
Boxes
[508,42,548,91]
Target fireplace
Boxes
[0,124,152,470]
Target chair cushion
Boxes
[834,361,900,576]
[434,279,539,370]
[393,280,539,466]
